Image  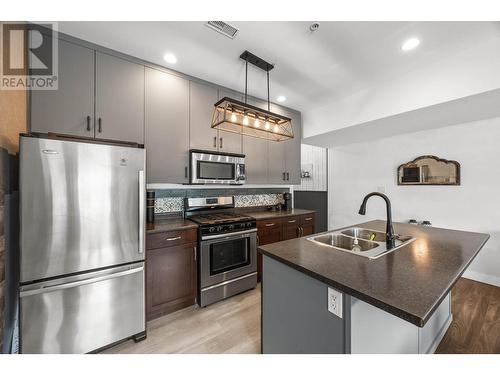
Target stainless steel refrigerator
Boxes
[19,134,146,354]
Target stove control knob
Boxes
[246,222,253,228]
[209,227,215,233]
[240,223,246,229]
[217,226,223,232]
[228,224,235,230]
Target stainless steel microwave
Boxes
[190,149,246,185]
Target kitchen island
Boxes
[258,220,489,354]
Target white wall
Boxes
[304,36,500,139]
[328,117,500,286]
[295,144,328,192]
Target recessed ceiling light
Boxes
[277,95,287,103]
[163,53,177,64]
[401,38,420,52]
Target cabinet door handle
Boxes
[166,236,181,241]
[193,246,197,262]
[98,117,102,133]
[185,166,188,179]
[213,136,217,148]
[282,172,286,181]
[265,223,275,227]
[305,217,313,221]
[219,137,223,149]
[286,172,290,181]
[288,220,296,223]
[256,235,260,246]
[300,227,304,236]
[86,115,91,131]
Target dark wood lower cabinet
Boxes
[146,230,197,321]
[282,216,301,240]
[256,213,316,281]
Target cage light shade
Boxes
[211,97,294,142]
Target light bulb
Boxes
[243,115,249,126]
[273,124,279,133]
[265,121,270,130]
[230,112,237,122]
[254,118,260,128]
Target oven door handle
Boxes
[201,228,257,241]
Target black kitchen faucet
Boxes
[358,192,396,249]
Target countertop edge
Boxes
[246,209,316,220]
[259,231,491,328]
[258,247,426,326]
[419,232,490,324]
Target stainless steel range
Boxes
[185,197,257,307]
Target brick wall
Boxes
[0,73,27,352]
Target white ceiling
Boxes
[58,21,500,113]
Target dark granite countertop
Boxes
[146,217,198,233]
[246,208,315,220]
[259,220,489,327]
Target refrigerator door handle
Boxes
[138,170,145,254]
[20,266,144,297]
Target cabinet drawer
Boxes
[283,216,300,228]
[300,213,315,225]
[257,217,282,232]
[146,229,197,250]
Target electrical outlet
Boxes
[328,287,343,318]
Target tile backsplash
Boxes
[153,188,288,214]
[155,197,184,213]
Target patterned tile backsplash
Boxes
[154,193,285,214]
[234,194,283,208]
[155,197,184,214]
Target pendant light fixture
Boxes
[211,50,294,142]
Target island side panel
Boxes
[350,292,452,354]
[262,255,349,354]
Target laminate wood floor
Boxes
[436,278,500,354]
[103,284,261,354]
[104,278,500,354]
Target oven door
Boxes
[200,229,257,288]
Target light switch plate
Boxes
[328,287,343,318]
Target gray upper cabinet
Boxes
[145,68,190,183]
[270,104,302,184]
[268,140,287,184]
[244,97,270,184]
[30,39,95,137]
[29,34,303,186]
[95,53,145,144]
[189,81,218,151]
[285,110,302,184]
[217,89,242,154]
[243,136,269,184]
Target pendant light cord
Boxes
[244,59,248,104]
[267,70,270,111]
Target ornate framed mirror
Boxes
[397,155,460,186]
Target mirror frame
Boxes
[397,155,461,186]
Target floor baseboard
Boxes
[462,270,500,287]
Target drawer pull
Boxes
[265,223,275,227]
[166,236,182,241]
[305,217,313,221]
[288,220,296,223]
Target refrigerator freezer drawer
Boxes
[20,263,145,354]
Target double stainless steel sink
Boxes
[307,227,415,259]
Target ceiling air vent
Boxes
[206,21,239,39]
